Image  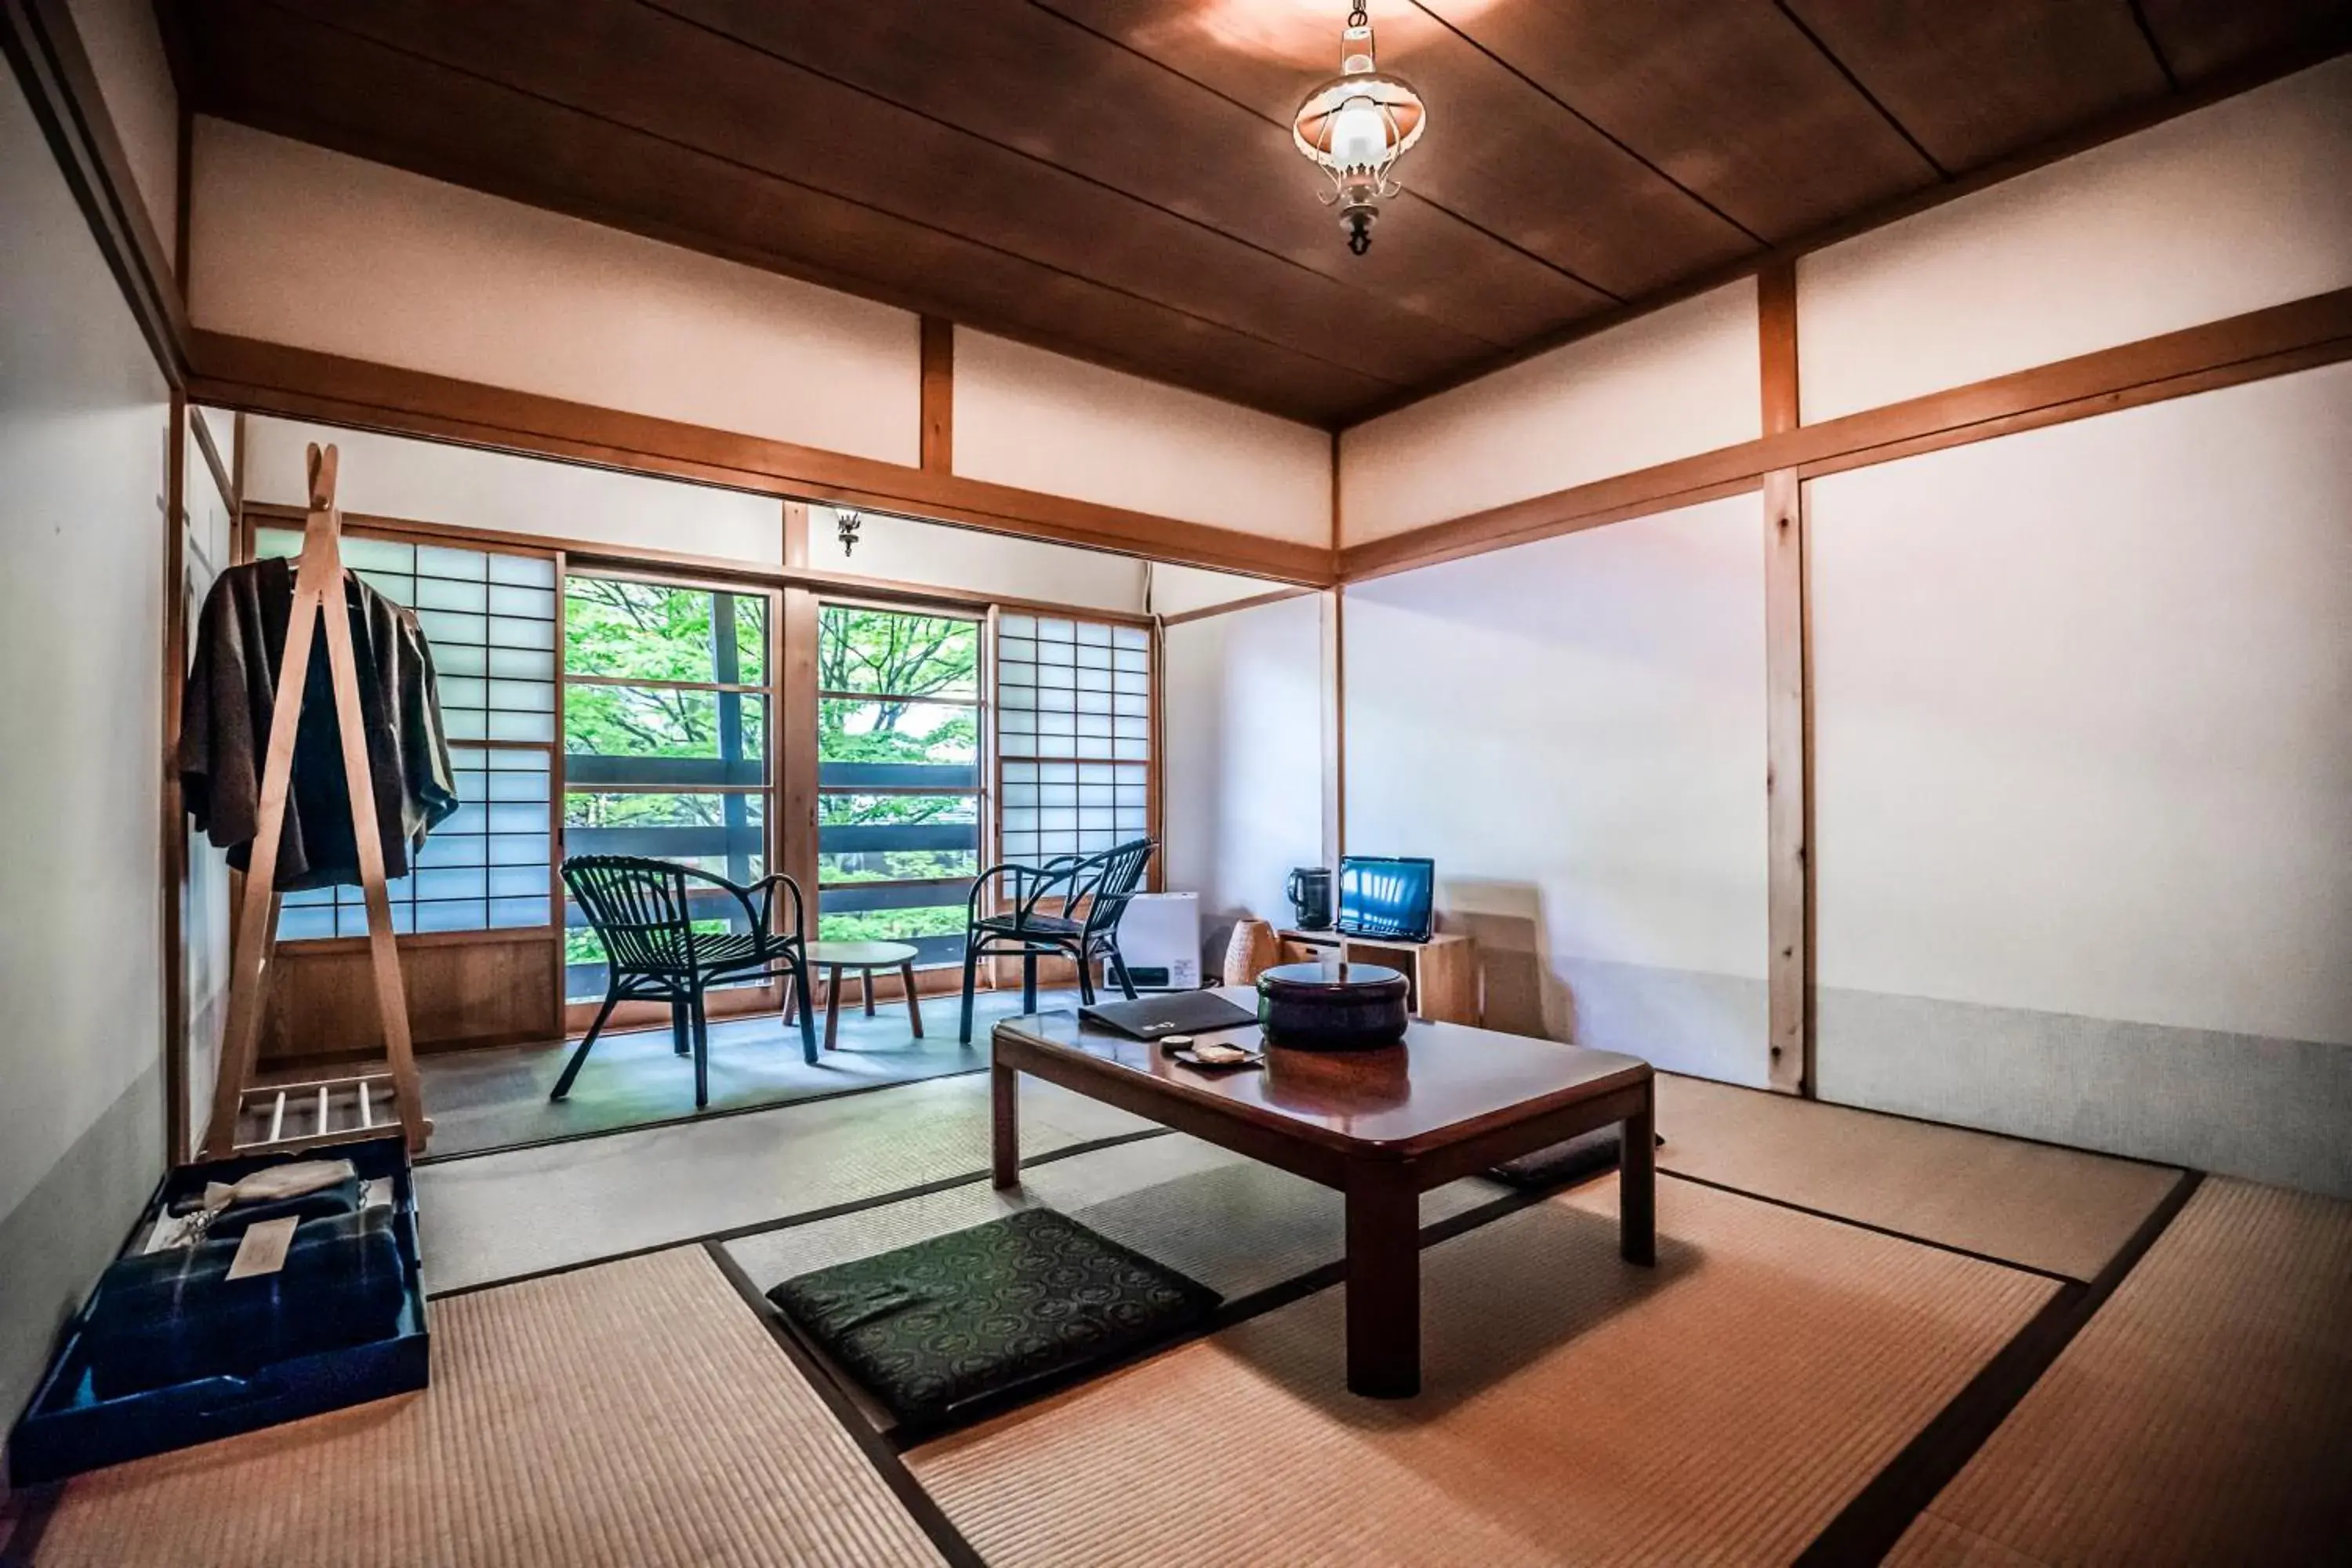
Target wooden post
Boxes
[201,444,428,1156]
[920,317,954,474]
[780,502,822,951]
[1759,260,1813,1096]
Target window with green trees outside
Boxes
[561,573,772,1001]
[816,605,982,967]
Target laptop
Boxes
[1080,990,1258,1041]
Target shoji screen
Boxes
[996,614,1151,864]
[254,526,559,938]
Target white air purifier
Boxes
[1113,892,1200,991]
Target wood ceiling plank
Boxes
[1783,0,2172,172]
[252,0,1474,394]
[655,0,1610,352]
[186,1,1398,424]
[1036,0,1759,299]
[2136,0,2352,82]
[1417,0,1940,242]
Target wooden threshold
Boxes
[189,332,1336,586]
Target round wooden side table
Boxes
[796,940,924,1051]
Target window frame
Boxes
[558,565,786,1009]
[813,597,989,969]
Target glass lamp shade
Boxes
[1290,72,1427,177]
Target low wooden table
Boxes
[990,988,1653,1398]
[797,940,924,1052]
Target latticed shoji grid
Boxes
[256,528,557,938]
[996,615,1150,863]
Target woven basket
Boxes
[1222,918,1281,989]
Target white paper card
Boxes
[225,1217,300,1281]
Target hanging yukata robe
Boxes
[180,556,459,891]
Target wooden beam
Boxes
[1341,285,2352,582]
[188,331,1335,586]
[1159,586,1317,628]
[1762,466,1810,1097]
[0,0,188,380]
[920,317,954,474]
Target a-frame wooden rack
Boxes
[201,444,430,1159]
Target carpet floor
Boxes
[907,1174,2057,1566]
[26,1250,944,1568]
[1889,1176,2352,1567]
[412,988,1074,1160]
[1656,1073,2182,1280]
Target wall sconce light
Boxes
[837,508,862,557]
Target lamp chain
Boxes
[1347,5,1369,28]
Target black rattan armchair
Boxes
[958,837,1157,1044]
[555,855,818,1108]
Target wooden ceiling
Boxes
[172,1,2347,428]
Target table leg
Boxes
[823,965,843,1052]
[991,1062,1020,1189]
[1621,1087,1657,1267]
[863,967,877,1017]
[1345,1166,1421,1399]
[902,960,924,1037]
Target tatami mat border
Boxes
[1796,1169,2204,1566]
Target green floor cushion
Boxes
[1489,1126,1664,1189]
[767,1208,1220,1427]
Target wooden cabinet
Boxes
[1276,929,1480,1027]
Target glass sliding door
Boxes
[815,604,983,968]
[561,573,775,1003]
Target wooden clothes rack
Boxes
[201,444,430,1159]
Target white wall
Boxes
[1338,280,1760,546]
[191,118,922,466]
[66,0,178,271]
[1162,595,1326,967]
[953,328,1332,546]
[1345,495,1768,1081]
[1,67,169,1428]
[190,120,1338,550]
[1147,563,1294,619]
[1810,365,2352,1193]
[1800,56,2352,423]
[243,417,786,564]
[807,504,1146,615]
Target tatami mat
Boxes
[1889,1177,2352,1567]
[29,1249,943,1568]
[728,1131,1512,1312]
[908,1175,2057,1566]
[1657,1073,2182,1279]
[416,1071,1154,1292]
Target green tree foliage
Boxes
[558,588,982,954]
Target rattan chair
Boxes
[958,837,1156,1044]
[555,855,817,1108]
